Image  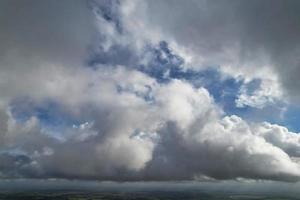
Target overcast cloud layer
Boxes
[1,0,300,182]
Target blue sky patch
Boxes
[9,97,82,135]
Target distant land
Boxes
[0,191,299,200]
[1,180,300,200]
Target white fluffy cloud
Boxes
[236,78,284,109]
[1,66,300,181]
[253,122,300,158]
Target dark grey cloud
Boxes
[0,0,95,66]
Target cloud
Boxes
[124,0,300,103]
[0,0,300,183]
[235,78,283,109]
[1,66,300,181]
[0,0,95,106]
[146,114,300,181]
[0,0,94,65]
[253,122,300,158]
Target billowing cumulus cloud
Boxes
[1,0,300,183]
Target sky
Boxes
[1,0,300,186]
